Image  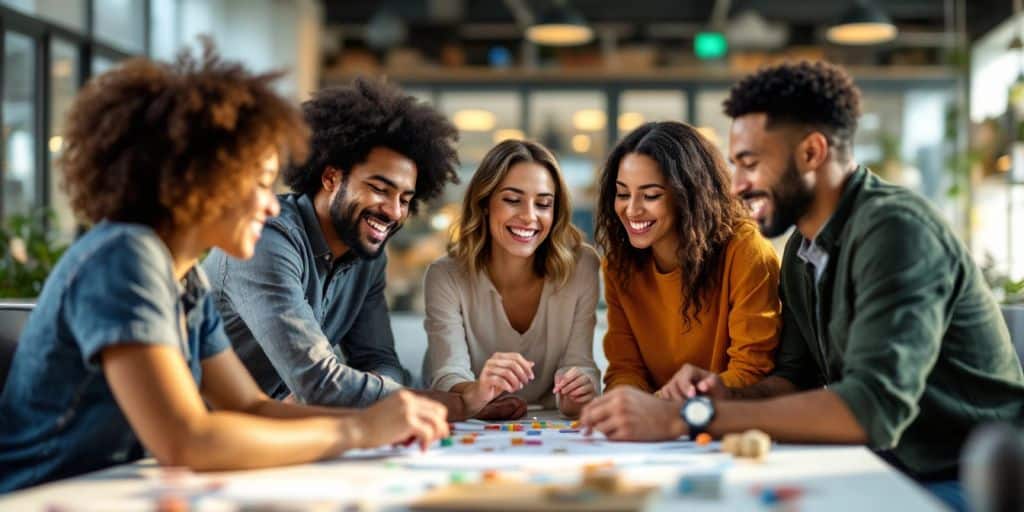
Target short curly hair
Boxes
[283,78,459,214]
[60,41,309,229]
[723,60,861,160]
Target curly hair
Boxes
[59,41,309,229]
[595,122,749,328]
[723,60,861,161]
[450,140,583,288]
[283,77,459,214]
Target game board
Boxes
[400,418,727,473]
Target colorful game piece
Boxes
[482,469,500,482]
[570,421,581,429]
[531,422,541,429]
[559,429,580,434]
[527,430,541,436]
[450,472,467,484]
[677,473,722,499]
[460,435,476,445]
[695,432,712,446]
[581,467,621,493]
[525,439,542,446]
[510,437,525,446]
[484,424,501,431]
[722,429,771,460]
[440,437,453,447]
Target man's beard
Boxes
[746,155,814,238]
[328,187,401,260]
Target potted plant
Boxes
[981,255,1024,360]
[0,209,68,300]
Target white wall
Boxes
[150,0,322,101]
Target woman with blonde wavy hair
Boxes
[423,139,600,419]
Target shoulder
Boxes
[69,222,174,281]
[425,255,467,285]
[572,244,601,276]
[727,222,778,261]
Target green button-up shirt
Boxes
[773,166,1024,478]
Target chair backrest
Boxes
[0,302,34,395]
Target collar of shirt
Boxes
[295,193,359,271]
[177,265,212,313]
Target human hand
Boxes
[464,352,534,411]
[654,363,729,401]
[579,386,686,441]
[351,390,449,451]
[553,367,597,407]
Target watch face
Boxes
[684,398,713,425]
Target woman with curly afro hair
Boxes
[594,121,782,402]
[0,44,449,492]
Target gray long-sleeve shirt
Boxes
[202,193,407,407]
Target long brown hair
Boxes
[450,139,583,287]
[595,121,748,327]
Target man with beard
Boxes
[202,78,461,409]
[578,61,1023,510]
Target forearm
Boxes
[728,375,799,400]
[166,412,364,471]
[711,388,867,443]
[244,397,357,419]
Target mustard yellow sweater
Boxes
[603,223,781,391]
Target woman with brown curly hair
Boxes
[595,121,780,400]
[423,140,600,420]
[0,46,448,492]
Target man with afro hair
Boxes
[204,78,460,409]
[579,61,1023,510]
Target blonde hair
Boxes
[449,139,583,287]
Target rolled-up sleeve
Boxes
[423,262,476,391]
[829,211,948,450]
[225,227,396,407]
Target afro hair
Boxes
[283,77,459,214]
[723,60,861,154]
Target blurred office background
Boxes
[2,0,1023,317]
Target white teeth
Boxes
[509,227,538,238]
[366,217,389,233]
[251,221,263,235]
[629,220,654,231]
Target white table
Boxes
[0,427,949,512]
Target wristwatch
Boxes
[680,396,715,440]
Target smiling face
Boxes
[204,152,281,259]
[614,152,676,252]
[328,146,417,259]
[728,113,815,238]
[486,161,556,261]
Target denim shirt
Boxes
[0,222,230,492]
[202,193,407,408]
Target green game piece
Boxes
[441,437,454,447]
[450,472,467,484]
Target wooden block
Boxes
[412,480,656,511]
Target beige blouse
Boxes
[423,245,601,408]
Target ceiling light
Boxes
[493,128,526,143]
[572,109,606,131]
[453,109,496,132]
[571,134,591,153]
[826,0,897,45]
[525,0,593,46]
[617,112,645,133]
